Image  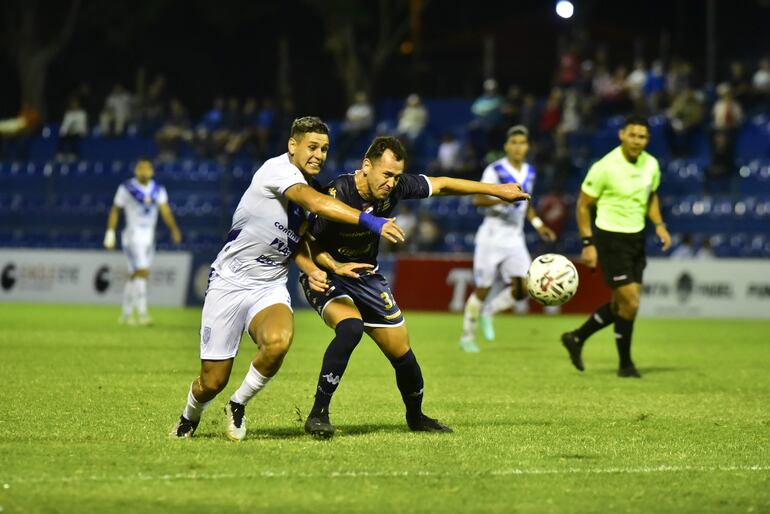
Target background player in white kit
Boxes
[170,117,405,440]
[103,159,182,325]
[459,126,556,352]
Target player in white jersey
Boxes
[103,159,182,325]
[459,126,556,352]
[171,117,405,440]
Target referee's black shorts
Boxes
[594,227,646,288]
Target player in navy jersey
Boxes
[299,136,530,438]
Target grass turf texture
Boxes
[0,304,768,513]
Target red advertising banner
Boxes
[392,254,611,313]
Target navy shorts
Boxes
[300,271,404,327]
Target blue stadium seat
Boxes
[736,115,770,161]
[735,159,770,194]
[0,160,49,195]
[662,158,705,195]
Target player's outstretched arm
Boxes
[428,176,530,203]
[284,183,405,244]
[103,205,121,250]
[159,203,183,244]
[647,192,671,251]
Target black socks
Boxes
[614,315,635,368]
[574,302,615,344]
[311,318,364,413]
[390,349,424,418]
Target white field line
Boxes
[3,464,770,485]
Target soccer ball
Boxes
[526,253,579,306]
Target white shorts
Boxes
[473,239,531,288]
[199,273,292,360]
[122,229,155,272]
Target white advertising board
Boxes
[0,249,191,306]
[640,258,770,318]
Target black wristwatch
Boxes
[582,236,594,247]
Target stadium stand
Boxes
[1,99,769,262]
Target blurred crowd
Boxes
[455,46,769,191]
[1,44,768,257]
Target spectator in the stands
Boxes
[99,83,133,136]
[155,98,192,161]
[665,86,705,157]
[712,81,744,136]
[73,82,100,123]
[335,90,375,166]
[644,60,667,113]
[556,43,581,89]
[193,97,225,158]
[210,97,242,158]
[696,237,715,259]
[57,97,89,162]
[626,60,648,101]
[667,59,693,99]
[558,88,582,139]
[670,233,697,259]
[751,58,770,112]
[0,104,40,160]
[139,75,168,134]
[415,210,441,252]
[593,65,629,116]
[255,98,277,158]
[429,132,476,177]
[518,93,539,133]
[707,83,743,192]
[727,60,752,107]
[500,84,523,129]
[538,88,563,136]
[469,78,503,156]
[396,93,428,144]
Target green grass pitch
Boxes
[1,304,768,513]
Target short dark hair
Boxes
[364,136,406,163]
[290,116,330,139]
[506,125,529,139]
[622,115,649,130]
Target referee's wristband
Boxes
[582,236,594,247]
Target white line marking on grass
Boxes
[4,465,770,485]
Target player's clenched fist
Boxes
[307,269,331,293]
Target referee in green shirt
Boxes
[562,115,672,378]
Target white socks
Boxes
[231,363,271,406]
[183,383,211,422]
[483,286,516,316]
[134,277,148,317]
[122,277,149,318]
[462,292,482,340]
[122,280,135,318]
